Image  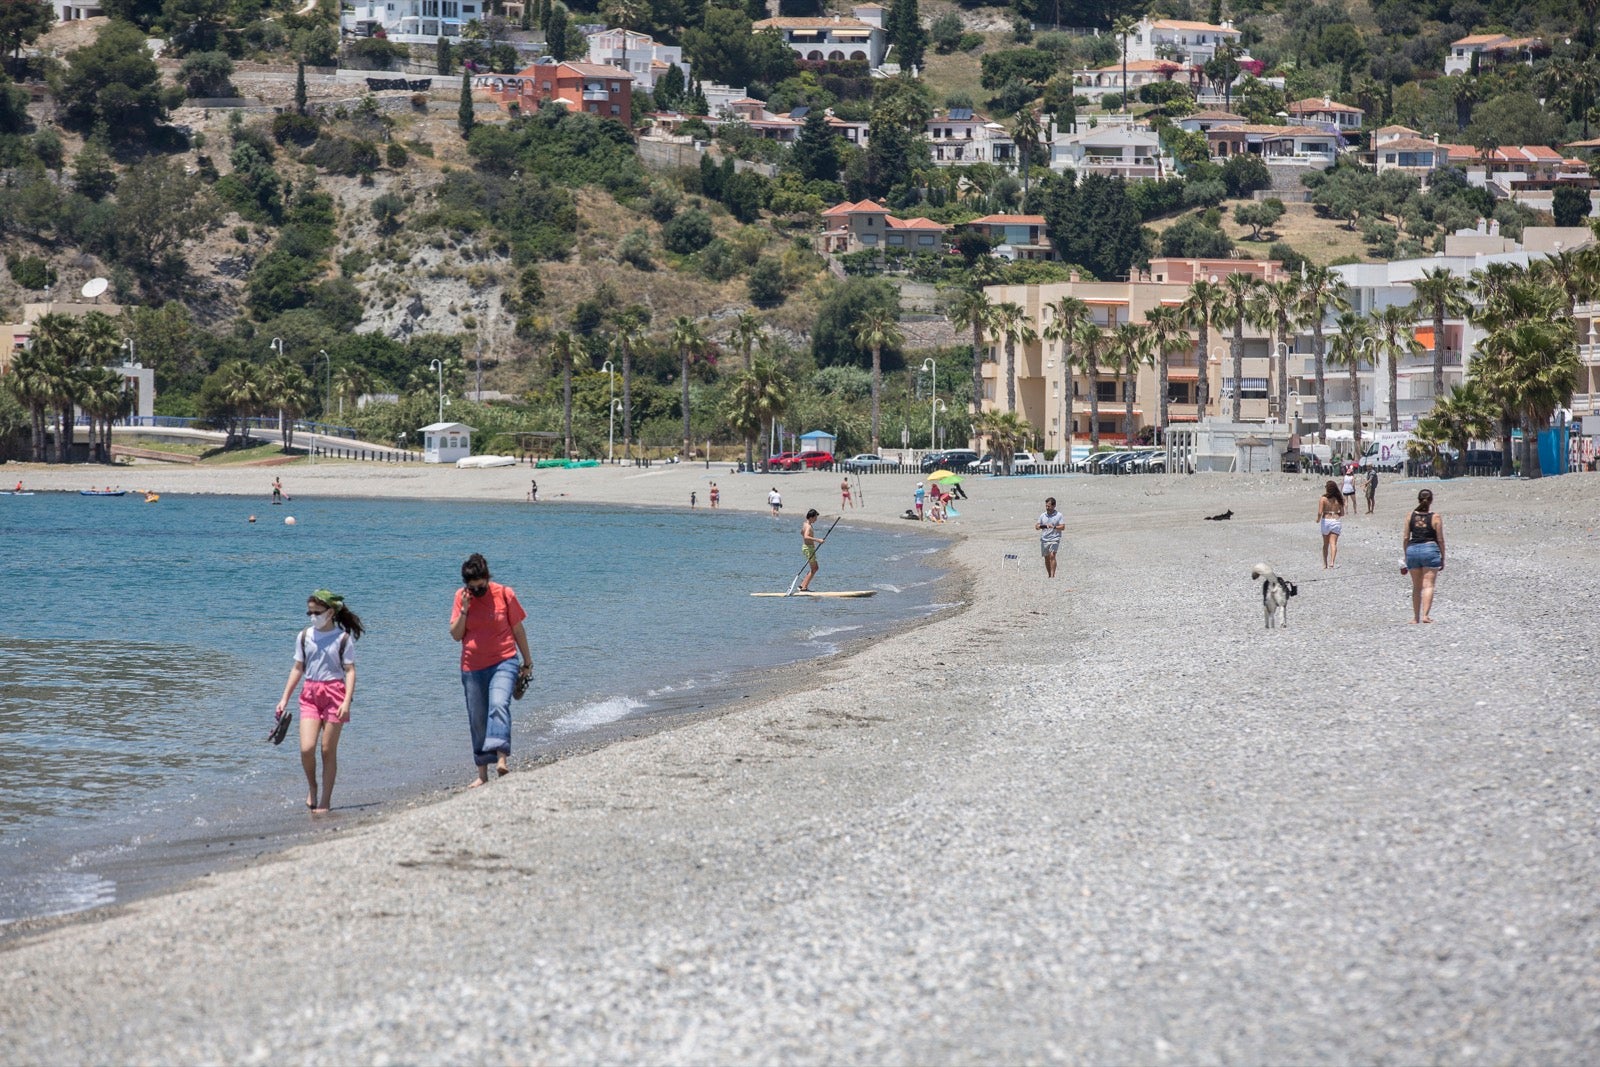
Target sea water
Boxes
[0,492,952,924]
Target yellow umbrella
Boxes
[926,469,959,481]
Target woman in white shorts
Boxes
[1317,479,1345,569]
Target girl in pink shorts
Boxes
[274,589,364,813]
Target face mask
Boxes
[314,610,334,627]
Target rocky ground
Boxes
[2,464,1597,1063]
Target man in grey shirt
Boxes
[1036,497,1065,578]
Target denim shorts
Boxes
[1405,542,1443,570]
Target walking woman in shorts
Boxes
[1402,488,1445,623]
[449,553,532,786]
[275,589,363,813]
[1317,479,1345,569]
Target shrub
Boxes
[180,52,235,98]
[271,112,321,147]
[385,142,408,168]
[1221,154,1271,199]
[618,228,655,271]
[931,12,964,54]
[1182,178,1227,208]
[748,257,784,307]
[662,208,714,255]
[1100,93,1123,111]
[7,255,55,290]
[302,136,381,177]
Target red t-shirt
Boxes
[453,582,528,672]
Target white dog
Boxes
[1250,563,1298,629]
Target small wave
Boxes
[0,871,116,925]
[874,583,903,593]
[806,624,864,640]
[548,696,646,735]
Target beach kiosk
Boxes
[800,429,837,455]
[420,421,475,464]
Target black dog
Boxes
[1205,509,1234,521]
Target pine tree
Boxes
[436,36,452,75]
[294,60,307,115]
[459,73,475,138]
[789,109,841,182]
[888,0,925,72]
[688,80,709,115]
[656,63,685,111]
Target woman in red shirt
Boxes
[448,553,533,786]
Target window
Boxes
[442,1,457,15]
[887,234,904,246]
[1221,377,1268,399]
[1096,382,1117,402]
[610,82,621,93]
[918,235,935,246]
[422,0,437,14]
[610,105,620,115]
[861,234,878,246]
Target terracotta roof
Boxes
[1377,137,1447,153]
[1288,97,1363,114]
[822,199,889,216]
[1567,137,1600,148]
[969,214,1047,226]
[1151,19,1238,33]
[886,216,947,231]
[1375,124,1420,135]
[1085,59,1184,74]
[1453,33,1508,46]
[754,16,875,29]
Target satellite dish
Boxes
[82,277,108,301]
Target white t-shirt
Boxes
[1037,510,1064,545]
[295,625,353,683]
[768,490,781,507]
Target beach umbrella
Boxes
[927,470,961,483]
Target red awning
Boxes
[1414,327,1436,348]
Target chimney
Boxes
[1069,270,1081,283]
[1324,96,1332,108]
[1476,217,1486,234]
[1432,133,1440,144]
[1490,219,1500,236]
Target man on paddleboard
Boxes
[798,509,824,592]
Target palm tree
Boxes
[1113,14,1139,114]
[853,307,903,454]
[948,287,997,434]
[79,365,129,463]
[331,364,374,418]
[1414,379,1494,477]
[974,409,1031,475]
[1218,272,1262,423]
[1180,278,1225,423]
[1011,106,1042,202]
[1070,318,1109,450]
[1041,295,1089,449]
[1328,311,1374,458]
[1109,321,1149,443]
[29,313,81,462]
[1141,305,1189,440]
[215,359,264,447]
[6,347,54,460]
[669,316,708,460]
[729,311,763,373]
[1409,265,1471,403]
[1251,277,1302,424]
[262,357,313,452]
[724,357,792,473]
[989,301,1035,414]
[552,331,577,458]
[1296,265,1350,443]
[1374,305,1422,433]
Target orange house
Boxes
[481,60,633,125]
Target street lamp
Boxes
[601,359,616,462]
[428,358,445,424]
[270,336,283,359]
[1209,345,1226,419]
[921,357,938,449]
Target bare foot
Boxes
[468,778,487,789]
[1422,617,1433,623]
[312,806,330,814]
[496,757,510,777]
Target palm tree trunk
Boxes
[870,344,882,453]
[1349,357,1361,458]
[1194,325,1209,418]
[970,323,984,435]
[1432,305,1445,400]
[1499,415,1515,477]
[1005,338,1017,412]
[1276,318,1289,429]
[1231,320,1243,422]
[1523,412,1542,478]
[562,355,573,458]
[680,349,691,460]
[1064,355,1076,451]
[1157,346,1169,441]
[1388,341,1399,432]
[1122,360,1134,441]
[1087,357,1100,449]
[1313,323,1327,444]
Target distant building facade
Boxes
[753,5,888,67]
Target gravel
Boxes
[2,467,1597,1064]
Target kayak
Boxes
[79,490,128,496]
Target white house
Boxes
[1445,33,1543,75]
[420,422,474,464]
[753,5,888,67]
[1125,17,1242,66]
[924,107,1014,166]
[1286,96,1365,132]
[53,0,104,21]
[1050,126,1168,180]
[344,0,486,43]
[585,27,687,91]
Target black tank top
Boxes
[1408,510,1437,544]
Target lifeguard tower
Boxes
[420,422,474,464]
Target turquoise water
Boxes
[0,492,951,924]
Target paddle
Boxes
[785,514,842,596]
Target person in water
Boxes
[274,590,363,813]
[798,509,825,592]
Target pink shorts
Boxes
[299,680,349,723]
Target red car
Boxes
[769,450,835,470]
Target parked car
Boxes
[771,450,834,470]
[920,449,980,473]
[767,452,801,470]
[974,450,1040,474]
[842,453,890,472]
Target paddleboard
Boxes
[1,491,35,496]
[751,590,878,598]
[79,490,127,496]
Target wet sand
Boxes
[3,461,1598,1063]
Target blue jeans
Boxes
[462,657,519,766]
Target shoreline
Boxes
[4,463,1599,1062]
[1,463,971,936]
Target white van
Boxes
[1359,432,1413,471]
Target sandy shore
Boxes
[3,459,1599,1063]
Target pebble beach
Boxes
[3,461,1598,1064]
